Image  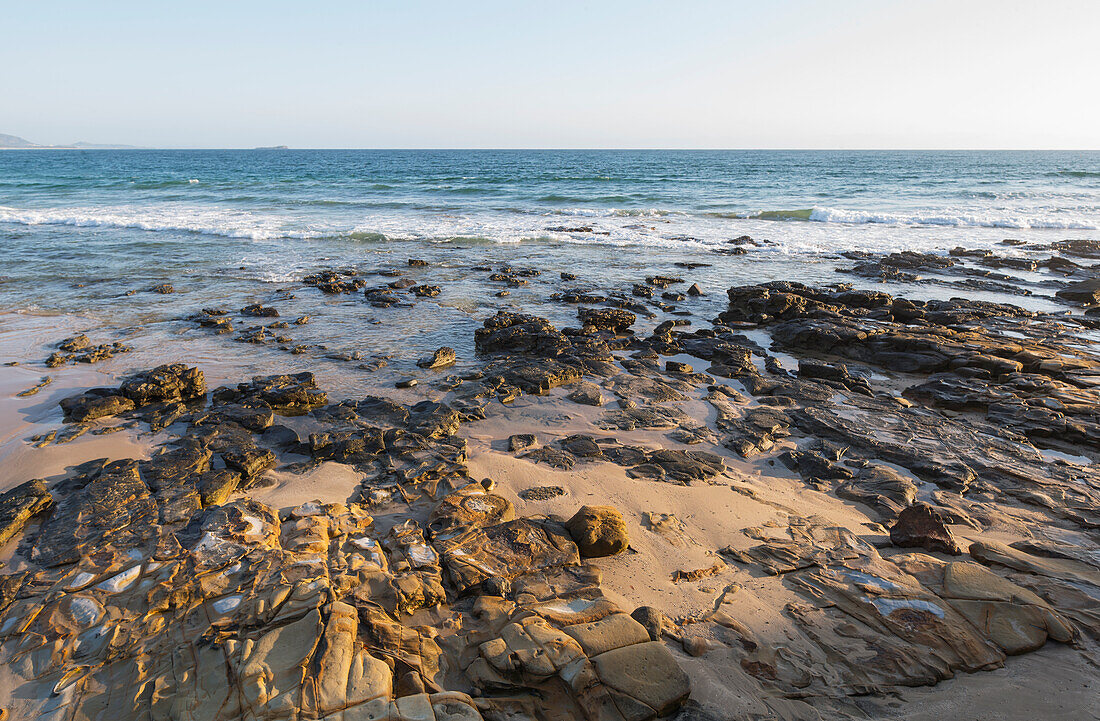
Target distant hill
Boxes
[0,132,138,149]
[0,133,38,148]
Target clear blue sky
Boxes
[2,0,1098,148]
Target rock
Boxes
[508,434,537,452]
[631,606,670,641]
[410,284,441,297]
[890,502,962,555]
[563,612,650,657]
[627,449,725,483]
[559,435,602,459]
[666,361,693,373]
[1056,278,1100,305]
[427,482,516,540]
[682,636,715,657]
[222,447,277,478]
[149,283,174,294]
[519,486,566,501]
[195,469,241,506]
[418,347,456,369]
[408,258,429,266]
[565,505,629,557]
[567,381,603,406]
[212,373,325,413]
[687,283,703,296]
[0,480,53,545]
[120,364,207,405]
[193,401,274,433]
[590,641,691,716]
[561,272,577,280]
[241,303,279,317]
[58,334,92,352]
[578,307,636,333]
[646,275,684,288]
[60,390,136,422]
[396,378,418,388]
[33,460,158,566]
[523,447,576,470]
[437,518,580,595]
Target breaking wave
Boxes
[725,206,1097,230]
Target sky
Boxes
[2,0,1098,149]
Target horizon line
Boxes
[4,146,1100,152]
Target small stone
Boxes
[666,361,693,373]
[241,304,279,317]
[508,434,537,452]
[682,636,715,657]
[396,378,418,388]
[149,283,174,294]
[687,283,703,296]
[519,486,566,501]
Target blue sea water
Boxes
[0,149,1098,370]
[2,150,1099,246]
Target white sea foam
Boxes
[0,199,1095,257]
[804,206,1097,229]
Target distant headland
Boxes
[0,132,139,149]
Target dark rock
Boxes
[241,304,279,317]
[508,434,537,452]
[0,480,53,545]
[523,447,576,470]
[212,373,325,414]
[519,486,566,501]
[222,447,277,478]
[1056,279,1100,305]
[410,284,441,297]
[60,390,136,423]
[121,365,207,406]
[890,502,962,555]
[195,469,242,506]
[417,347,456,369]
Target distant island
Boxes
[254,145,289,150]
[0,132,139,150]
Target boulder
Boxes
[418,347,456,369]
[120,364,207,405]
[565,506,629,557]
[578,307,636,333]
[890,502,962,555]
[60,390,135,422]
[1056,278,1100,305]
[567,381,604,406]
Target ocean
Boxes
[1,149,1098,378]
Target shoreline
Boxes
[0,243,1098,720]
